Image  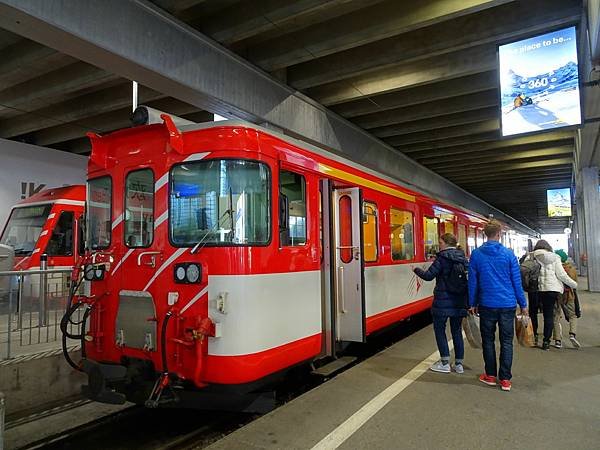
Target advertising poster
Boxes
[547,188,571,217]
[499,26,581,137]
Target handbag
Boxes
[516,315,535,347]
[463,314,482,349]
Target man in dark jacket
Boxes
[468,220,528,392]
[414,233,468,374]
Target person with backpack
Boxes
[520,251,542,344]
[468,220,527,392]
[414,233,468,374]
[552,249,581,349]
[531,241,577,350]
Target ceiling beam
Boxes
[354,91,497,129]
[449,166,573,183]
[438,157,573,176]
[307,44,497,106]
[0,84,164,138]
[0,39,75,90]
[242,0,513,71]
[458,175,573,189]
[0,0,535,235]
[589,0,600,65]
[372,108,498,138]
[288,0,579,89]
[385,120,499,147]
[0,62,119,119]
[424,146,573,170]
[330,72,497,118]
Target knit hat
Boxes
[555,249,568,263]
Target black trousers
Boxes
[528,291,558,342]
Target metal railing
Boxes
[0,265,83,361]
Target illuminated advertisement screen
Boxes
[499,26,581,137]
[547,188,571,217]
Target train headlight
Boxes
[186,264,201,283]
[83,265,95,281]
[174,263,202,284]
[175,266,186,282]
[94,267,105,281]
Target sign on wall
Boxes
[499,26,581,137]
[547,188,572,217]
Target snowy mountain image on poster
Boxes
[499,27,581,137]
[547,188,571,217]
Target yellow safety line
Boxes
[318,163,416,202]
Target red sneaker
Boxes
[479,374,497,386]
[500,380,512,391]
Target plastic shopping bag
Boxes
[463,314,482,349]
[516,315,535,347]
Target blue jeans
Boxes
[479,307,516,380]
[432,314,464,362]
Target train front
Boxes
[67,114,320,408]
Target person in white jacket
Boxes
[532,240,577,350]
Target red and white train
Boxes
[0,186,85,296]
[66,109,522,407]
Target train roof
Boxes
[14,185,86,208]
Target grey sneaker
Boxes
[569,334,581,349]
[454,363,464,374]
[553,340,562,349]
[430,360,451,373]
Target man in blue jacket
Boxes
[468,220,528,392]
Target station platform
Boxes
[209,289,600,450]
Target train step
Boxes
[312,356,357,377]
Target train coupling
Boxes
[145,372,179,408]
[81,359,127,405]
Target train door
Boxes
[115,167,159,352]
[332,187,365,343]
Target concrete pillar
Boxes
[581,167,600,291]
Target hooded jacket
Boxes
[468,240,527,309]
[532,249,577,293]
[414,247,468,317]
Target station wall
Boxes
[0,139,87,225]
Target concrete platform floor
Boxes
[209,290,600,450]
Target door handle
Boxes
[137,251,161,268]
[338,266,347,313]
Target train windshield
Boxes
[0,204,52,256]
[170,159,270,246]
[87,176,112,250]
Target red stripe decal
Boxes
[366,297,433,334]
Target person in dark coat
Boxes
[414,233,468,374]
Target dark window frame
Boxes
[87,175,113,250]
[124,168,156,249]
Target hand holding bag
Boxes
[516,315,535,347]
[463,314,482,349]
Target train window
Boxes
[339,195,353,263]
[280,170,306,246]
[363,202,378,262]
[77,215,85,256]
[87,176,112,250]
[458,224,467,252]
[423,216,439,258]
[468,226,477,253]
[169,160,270,246]
[46,211,74,256]
[476,229,485,247]
[390,208,414,261]
[0,204,52,256]
[125,169,155,248]
[443,221,455,235]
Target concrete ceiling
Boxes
[0,0,585,232]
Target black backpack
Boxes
[520,256,541,292]
[443,256,468,296]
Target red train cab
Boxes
[69,111,508,408]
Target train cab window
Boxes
[423,216,439,258]
[87,176,112,250]
[46,211,74,256]
[390,208,414,261]
[170,160,270,246]
[280,170,306,246]
[468,226,477,254]
[77,215,85,256]
[125,169,155,248]
[458,224,467,251]
[362,202,378,262]
[0,204,52,256]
